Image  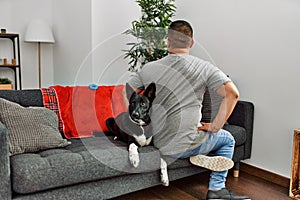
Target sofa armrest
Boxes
[0,122,12,200]
[227,100,254,159]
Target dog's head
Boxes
[126,82,156,126]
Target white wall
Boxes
[51,0,138,86]
[0,0,54,89]
[52,0,92,86]
[175,0,300,177]
[88,0,140,85]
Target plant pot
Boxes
[0,84,13,90]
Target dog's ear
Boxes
[125,83,135,100]
[144,82,156,102]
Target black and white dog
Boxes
[106,82,169,186]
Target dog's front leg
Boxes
[129,143,139,168]
[160,158,169,186]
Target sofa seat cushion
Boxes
[223,124,247,146]
[10,135,163,194]
[10,124,247,195]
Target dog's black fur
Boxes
[106,82,156,148]
[106,82,169,186]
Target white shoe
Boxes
[189,155,234,171]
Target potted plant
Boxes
[123,0,176,72]
[0,77,13,90]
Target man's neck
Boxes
[168,48,190,55]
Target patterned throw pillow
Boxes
[40,87,63,133]
[0,98,70,156]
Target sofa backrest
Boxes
[0,87,215,130]
[0,89,43,107]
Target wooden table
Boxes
[290,129,300,199]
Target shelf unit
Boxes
[0,33,22,90]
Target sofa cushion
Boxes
[46,85,128,138]
[0,98,70,156]
[201,88,212,122]
[50,86,115,138]
[10,134,163,194]
[0,89,43,107]
[40,87,63,133]
[223,124,247,146]
[111,85,127,117]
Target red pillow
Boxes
[110,85,127,117]
[51,85,114,138]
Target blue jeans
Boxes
[170,129,235,190]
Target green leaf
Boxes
[123,0,176,72]
[0,78,12,84]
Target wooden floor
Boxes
[112,171,292,200]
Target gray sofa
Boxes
[0,89,254,200]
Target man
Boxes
[125,20,250,200]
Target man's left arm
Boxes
[199,81,239,133]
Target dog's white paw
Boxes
[160,158,169,186]
[129,143,139,168]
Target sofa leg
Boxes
[233,170,239,178]
[233,162,240,178]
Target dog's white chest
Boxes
[132,126,152,147]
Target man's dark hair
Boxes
[168,20,193,48]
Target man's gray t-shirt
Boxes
[128,54,231,155]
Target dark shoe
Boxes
[206,188,251,200]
